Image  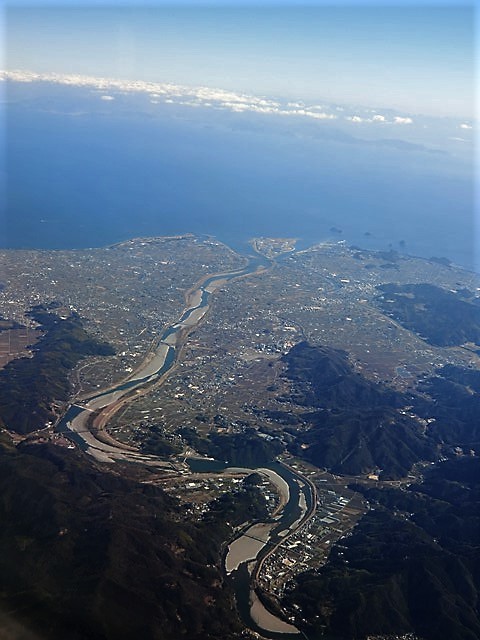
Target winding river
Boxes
[57,253,268,461]
[224,462,313,639]
[56,250,313,637]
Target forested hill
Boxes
[283,456,480,640]
[0,437,265,640]
[272,342,436,479]
[376,283,480,347]
[0,306,114,434]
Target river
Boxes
[223,461,313,638]
[56,252,269,461]
[55,249,311,637]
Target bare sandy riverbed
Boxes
[225,522,277,574]
[250,590,300,634]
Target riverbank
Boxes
[55,250,314,637]
[59,255,268,458]
[223,461,315,638]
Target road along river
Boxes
[187,458,315,636]
[224,462,314,639]
[56,250,313,638]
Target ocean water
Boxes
[3,83,475,269]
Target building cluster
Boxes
[258,482,364,598]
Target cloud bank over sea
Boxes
[2,68,462,129]
[2,69,474,163]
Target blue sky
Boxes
[3,3,476,118]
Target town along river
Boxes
[56,252,269,459]
[190,459,312,637]
[223,462,314,639]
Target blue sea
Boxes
[2,81,476,270]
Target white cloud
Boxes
[345,112,415,125]
[285,108,336,120]
[220,101,250,112]
[393,116,413,124]
[4,69,417,128]
[305,111,336,120]
[460,123,472,129]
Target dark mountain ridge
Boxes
[273,342,436,478]
[0,439,252,640]
[376,283,480,347]
[283,456,480,640]
[0,306,114,434]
